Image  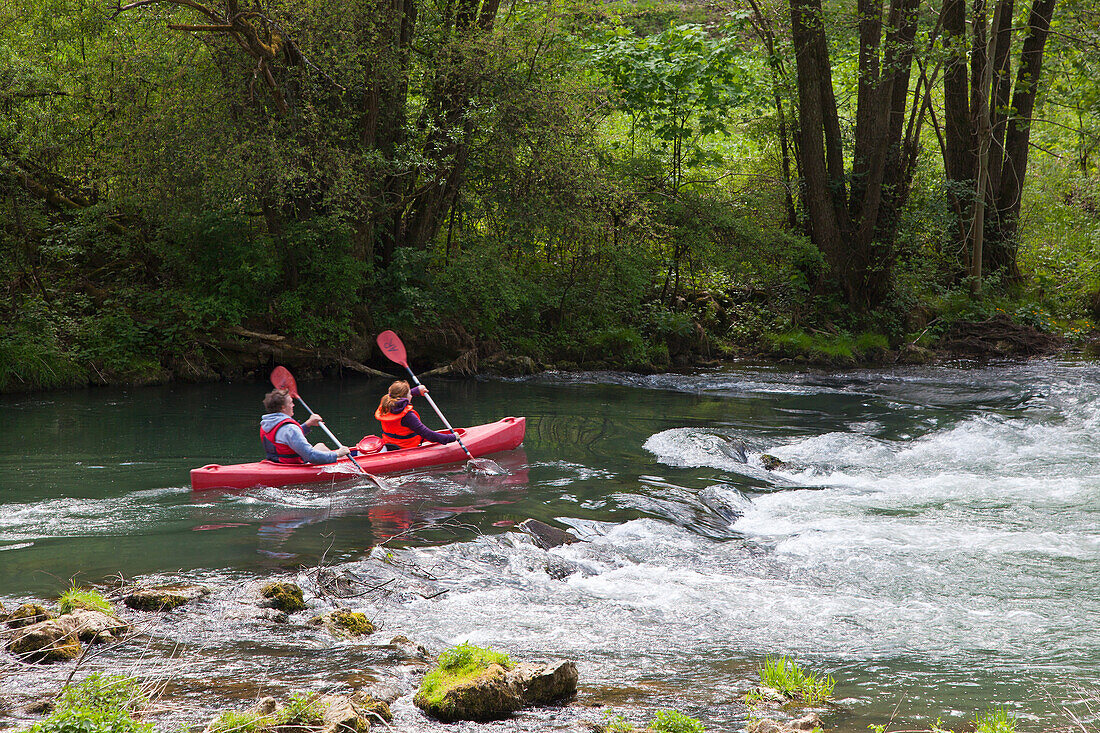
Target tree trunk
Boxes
[987,0,1056,276]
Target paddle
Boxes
[269,366,386,486]
[375,330,507,475]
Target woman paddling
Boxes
[375,381,457,451]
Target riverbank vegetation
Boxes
[2,0,1098,390]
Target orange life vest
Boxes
[375,404,422,449]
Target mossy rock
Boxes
[7,604,54,628]
[414,662,524,721]
[308,609,375,638]
[260,582,306,613]
[7,622,82,663]
[760,454,788,471]
[351,694,393,724]
[125,584,211,612]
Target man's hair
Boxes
[264,388,291,413]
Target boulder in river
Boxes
[6,619,81,663]
[760,454,789,471]
[259,582,306,613]
[307,609,375,638]
[64,609,130,643]
[205,693,372,733]
[6,603,54,629]
[414,653,578,722]
[747,713,825,733]
[518,518,581,549]
[125,583,211,611]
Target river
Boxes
[1,362,1097,732]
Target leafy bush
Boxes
[274,694,324,726]
[650,709,706,733]
[31,674,150,733]
[58,584,113,615]
[29,705,153,733]
[56,674,145,713]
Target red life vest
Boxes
[375,404,422,449]
[260,417,307,464]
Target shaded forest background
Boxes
[1,0,1098,390]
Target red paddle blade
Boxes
[270,366,299,399]
[376,330,409,368]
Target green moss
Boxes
[58,585,114,615]
[757,656,835,705]
[260,582,306,613]
[7,603,53,628]
[330,609,375,636]
[764,329,890,364]
[416,643,515,708]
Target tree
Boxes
[788,0,923,310]
[940,0,1058,285]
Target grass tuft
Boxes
[758,656,835,705]
[975,707,1017,733]
[417,643,514,707]
[205,711,271,733]
[58,584,114,615]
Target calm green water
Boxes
[2,364,1098,731]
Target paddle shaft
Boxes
[293,394,366,474]
[401,367,475,460]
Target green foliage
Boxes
[205,711,270,733]
[56,675,145,714]
[274,694,324,726]
[0,301,86,391]
[602,710,636,732]
[58,584,113,615]
[757,656,835,705]
[975,708,1017,733]
[650,709,706,733]
[418,643,514,707]
[765,330,888,363]
[31,675,150,733]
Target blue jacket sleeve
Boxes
[277,423,340,464]
[401,411,456,445]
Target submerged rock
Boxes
[414,659,578,722]
[259,582,306,613]
[204,693,371,733]
[6,603,54,629]
[307,609,375,638]
[317,694,371,733]
[350,691,393,723]
[518,519,581,549]
[125,583,211,611]
[760,454,789,471]
[7,619,81,663]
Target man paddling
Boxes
[261,388,351,464]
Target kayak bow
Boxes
[190,416,525,491]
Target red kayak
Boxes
[190,417,526,491]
